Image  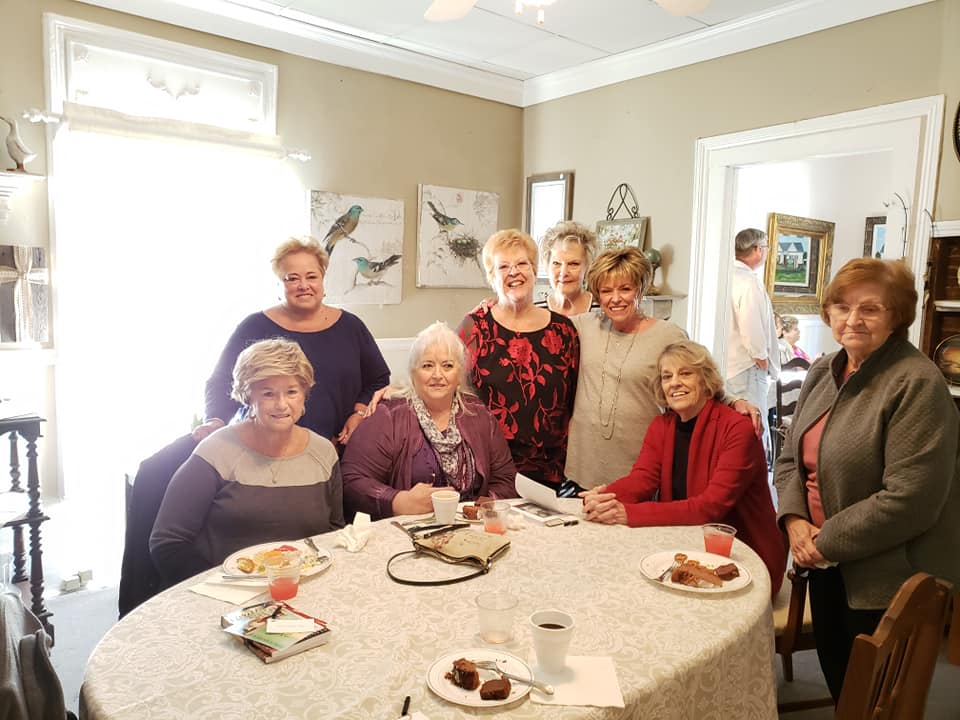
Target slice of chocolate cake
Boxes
[715,563,740,581]
[479,677,511,700]
[445,658,480,690]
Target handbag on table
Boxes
[386,522,511,586]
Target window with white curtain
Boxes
[45,15,305,498]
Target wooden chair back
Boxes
[836,572,951,720]
[772,359,808,461]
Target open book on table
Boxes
[512,473,581,525]
[221,600,330,664]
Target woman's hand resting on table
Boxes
[392,483,439,516]
[783,514,827,568]
[579,485,627,525]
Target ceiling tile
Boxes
[390,8,548,61]
[486,34,608,77]
[283,0,427,36]
[475,0,702,53]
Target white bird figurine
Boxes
[0,115,37,172]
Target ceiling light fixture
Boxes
[515,0,557,25]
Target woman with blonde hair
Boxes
[581,340,784,595]
[151,338,344,586]
[342,322,517,519]
[458,229,579,492]
[199,237,389,445]
[535,220,599,316]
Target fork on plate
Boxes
[472,660,555,695]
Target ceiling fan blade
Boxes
[424,0,479,22]
[653,0,711,16]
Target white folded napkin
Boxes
[189,574,267,604]
[529,656,625,708]
[397,713,429,720]
[334,512,372,552]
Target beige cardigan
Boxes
[774,335,960,609]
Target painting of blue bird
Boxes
[323,204,364,255]
[352,255,401,286]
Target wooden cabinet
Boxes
[920,222,960,402]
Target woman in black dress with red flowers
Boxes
[458,229,579,493]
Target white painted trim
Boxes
[71,0,525,106]
[688,95,944,363]
[43,12,279,132]
[933,220,960,237]
[70,0,931,108]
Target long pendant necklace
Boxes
[597,323,640,440]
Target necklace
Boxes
[597,322,640,440]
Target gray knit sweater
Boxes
[774,335,960,608]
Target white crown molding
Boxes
[523,0,934,105]
[72,0,525,106]
[933,221,960,237]
[72,0,932,108]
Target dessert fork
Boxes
[473,660,555,695]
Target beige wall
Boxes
[523,1,959,324]
[0,0,522,338]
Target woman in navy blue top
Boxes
[198,237,390,445]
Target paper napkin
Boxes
[397,713,429,720]
[529,656,625,708]
[334,511,372,552]
[189,575,267,605]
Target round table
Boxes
[81,519,777,719]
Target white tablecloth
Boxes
[81,520,777,719]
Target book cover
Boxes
[221,600,330,664]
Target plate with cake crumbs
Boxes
[427,648,533,708]
[222,541,332,578]
[640,550,752,594]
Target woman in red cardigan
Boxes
[580,340,785,595]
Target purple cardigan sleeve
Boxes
[340,406,404,520]
[149,454,222,584]
[204,317,258,423]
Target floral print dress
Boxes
[459,307,579,488]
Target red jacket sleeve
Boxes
[606,416,666,514]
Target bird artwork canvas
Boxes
[416,184,499,288]
[310,190,404,306]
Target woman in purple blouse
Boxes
[341,322,517,520]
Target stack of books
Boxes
[221,600,330,663]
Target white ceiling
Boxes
[77,0,932,106]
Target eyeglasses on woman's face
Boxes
[495,260,533,275]
[827,303,888,321]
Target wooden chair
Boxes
[774,567,834,712]
[836,572,951,720]
[772,358,809,461]
[950,588,960,665]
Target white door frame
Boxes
[688,95,944,368]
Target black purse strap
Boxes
[386,549,489,586]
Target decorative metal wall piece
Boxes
[0,245,49,344]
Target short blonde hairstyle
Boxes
[819,258,917,338]
[397,321,474,405]
[482,229,539,285]
[540,221,597,269]
[231,338,315,406]
[587,247,653,300]
[271,237,329,278]
[651,340,726,407]
[781,315,799,334]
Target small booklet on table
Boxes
[221,600,330,664]
[512,473,581,526]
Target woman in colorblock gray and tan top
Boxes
[151,338,344,586]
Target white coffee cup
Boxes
[431,489,460,524]
[529,609,574,673]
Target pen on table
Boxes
[400,695,411,718]
[270,604,284,619]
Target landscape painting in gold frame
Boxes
[764,213,835,315]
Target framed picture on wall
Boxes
[595,217,649,253]
[764,212,835,315]
[862,216,887,258]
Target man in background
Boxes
[727,228,780,462]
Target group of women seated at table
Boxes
[146,231,959,707]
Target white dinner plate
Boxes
[427,648,533,708]
[222,540,332,578]
[640,549,752,594]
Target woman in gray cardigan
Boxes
[773,258,960,702]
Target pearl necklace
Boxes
[597,318,642,440]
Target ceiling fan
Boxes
[423,0,712,23]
